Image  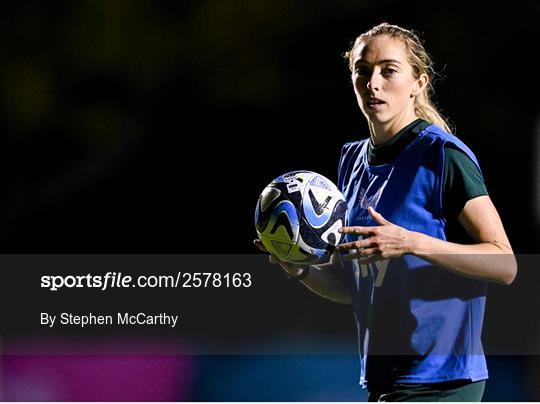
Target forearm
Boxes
[254,239,351,304]
[409,231,517,285]
[288,262,351,305]
[301,267,351,304]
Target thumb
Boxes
[368,206,389,225]
[253,239,269,253]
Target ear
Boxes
[411,73,428,97]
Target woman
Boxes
[256,22,516,401]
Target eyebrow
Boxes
[354,59,402,67]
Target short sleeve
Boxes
[443,144,489,220]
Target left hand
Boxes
[335,206,414,263]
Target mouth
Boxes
[366,97,386,107]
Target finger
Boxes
[359,247,378,256]
[335,242,359,251]
[265,251,291,269]
[368,206,390,225]
[338,226,377,235]
[253,240,280,265]
[268,254,288,268]
[253,239,269,253]
[343,252,362,261]
[335,238,375,251]
[342,246,380,261]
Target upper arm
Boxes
[458,195,513,251]
[443,145,488,219]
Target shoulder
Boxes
[338,139,368,166]
[340,139,367,155]
[420,124,482,171]
[444,144,487,195]
[338,139,368,187]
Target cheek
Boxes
[352,78,363,94]
[386,79,414,102]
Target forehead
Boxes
[352,35,409,65]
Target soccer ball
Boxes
[255,171,348,265]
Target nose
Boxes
[367,70,381,93]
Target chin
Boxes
[366,112,391,125]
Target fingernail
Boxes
[338,228,343,233]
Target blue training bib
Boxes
[337,124,488,388]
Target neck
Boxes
[369,112,419,146]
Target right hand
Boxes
[253,239,305,277]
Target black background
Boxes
[1,1,538,253]
[1,0,539,401]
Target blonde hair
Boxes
[344,22,452,133]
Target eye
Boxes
[354,65,370,76]
[382,67,397,76]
